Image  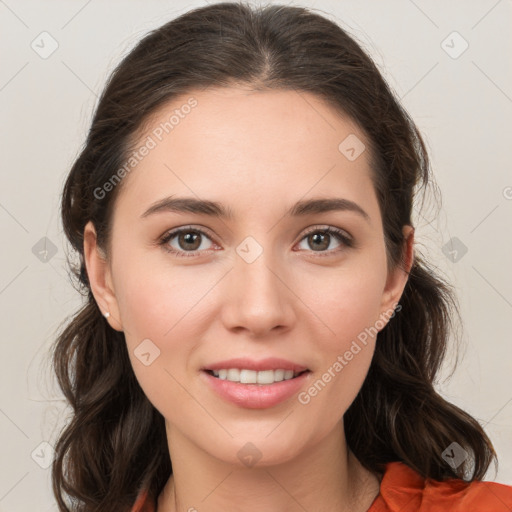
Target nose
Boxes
[220,248,296,338]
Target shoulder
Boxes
[368,461,512,512]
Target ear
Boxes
[83,220,124,332]
[378,225,415,324]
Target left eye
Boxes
[295,227,353,254]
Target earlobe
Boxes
[379,225,415,322]
[83,221,123,331]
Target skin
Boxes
[84,86,414,512]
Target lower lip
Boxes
[201,370,311,409]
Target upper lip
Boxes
[202,357,309,373]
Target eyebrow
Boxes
[140,196,370,223]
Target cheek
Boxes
[117,266,200,418]
[113,250,212,341]
[292,256,387,345]
[298,337,375,438]
[112,256,214,399]
[292,257,386,415]
[297,279,380,429]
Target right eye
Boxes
[158,227,218,258]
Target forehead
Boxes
[114,86,378,221]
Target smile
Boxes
[206,368,309,385]
[201,369,312,409]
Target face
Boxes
[84,86,412,467]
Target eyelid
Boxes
[300,224,352,241]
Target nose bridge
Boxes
[223,234,294,334]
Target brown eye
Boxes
[177,231,202,251]
[159,227,216,257]
[296,227,354,255]
[307,232,330,251]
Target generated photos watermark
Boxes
[93,97,198,200]
[298,302,401,405]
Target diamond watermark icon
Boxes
[134,338,161,366]
[442,441,469,469]
[237,442,262,467]
[338,134,366,161]
[31,441,55,469]
[442,237,468,263]
[31,31,59,59]
[32,236,58,263]
[441,31,469,59]
[236,236,263,264]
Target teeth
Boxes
[210,368,302,384]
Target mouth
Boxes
[203,368,311,385]
[201,367,312,409]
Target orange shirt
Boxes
[131,461,512,511]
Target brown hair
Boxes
[51,2,497,510]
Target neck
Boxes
[157,421,381,512]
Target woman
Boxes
[51,2,512,511]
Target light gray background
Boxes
[1,0,511,510]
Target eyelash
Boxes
[158,225,354,258]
